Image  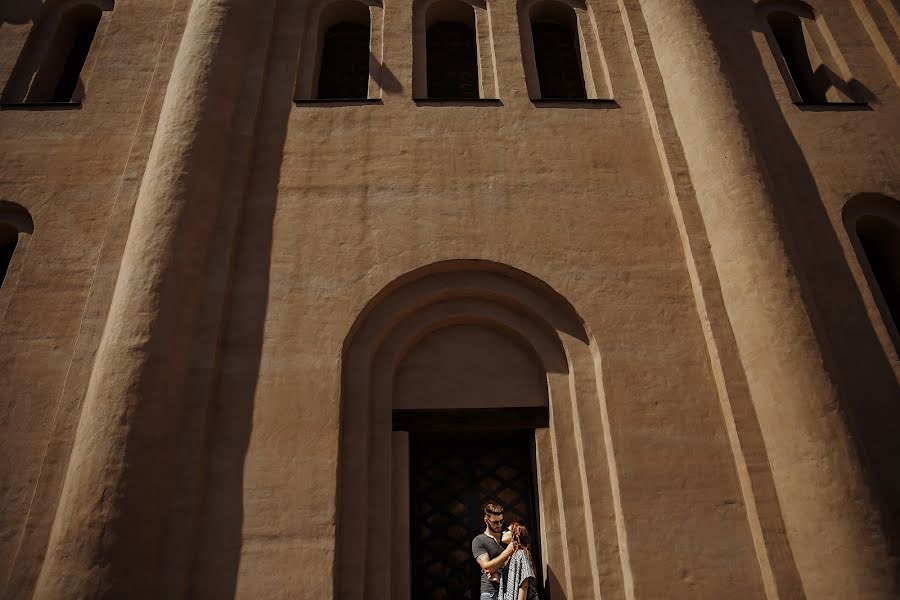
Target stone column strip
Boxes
[636,0,895,597]
[33,1,261,597]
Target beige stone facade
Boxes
[1,0,899,598]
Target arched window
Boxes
[530,1,586,99]
[845,195,900,349]
[759,3,855,105]
[2,1,112,104]
[766,11,827,104]
[318,21,370,99]
[425,0,479,99]
[295,0,382,102]
[0,203,34,290]
[41,5,102,102]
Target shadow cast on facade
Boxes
[545,565,568,600]
[184,4,303,598]
[621,1,809,594]
[701,0,900,566]
[379,54,403,93]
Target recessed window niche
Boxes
[2,0,113,105]
[518,0,612,101]
[413,0,499,100]
[758,1,861,105]
[295,0,384,102]
[844,194,900,352]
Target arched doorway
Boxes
[335,261,628,600]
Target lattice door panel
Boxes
[410,432,541,600]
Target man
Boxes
[472,502,517,600]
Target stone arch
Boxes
[1,0,114,104]
[294,0,384,101]
[756,0,857,104]
[335,260,628,600]
[843,193,900,352]
[412,0,498,99]
[517,0,610,100]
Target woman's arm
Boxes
[518,578,529,600]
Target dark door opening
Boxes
[409,430,543,600]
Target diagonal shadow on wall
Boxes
[699,0,900,576]
[184,3,302,598]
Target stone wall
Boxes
[0,0,897,598]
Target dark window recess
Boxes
[532,21,586,99]
[409,431,542,600]
[32,5,103,102]
[317,22,370,100]
[53,9,100,101]
[3,4,106,104]
[767,11,829,104]
[427,22,479,99]
[0,224,18,287]
[858,218,900,331]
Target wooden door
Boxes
[409,431,542,599]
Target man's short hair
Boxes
[484,503,504,516]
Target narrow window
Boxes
[426,2,479,100]
[318,21,370,99]
[857,216,900,330]
[296,0,380,102]
[30,5,103,102]
[766,11,828,104]
[531,17,586,99]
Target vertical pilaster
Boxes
[33,1,263,597]
[636,0,896,597]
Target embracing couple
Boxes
[471,503,540,600]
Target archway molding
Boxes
[335,260,629,600]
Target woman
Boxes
[499,522,540,600]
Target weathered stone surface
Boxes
[0,0,897,598]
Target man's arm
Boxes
[476,544,515,574]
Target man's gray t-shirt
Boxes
[472,533,504,594]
